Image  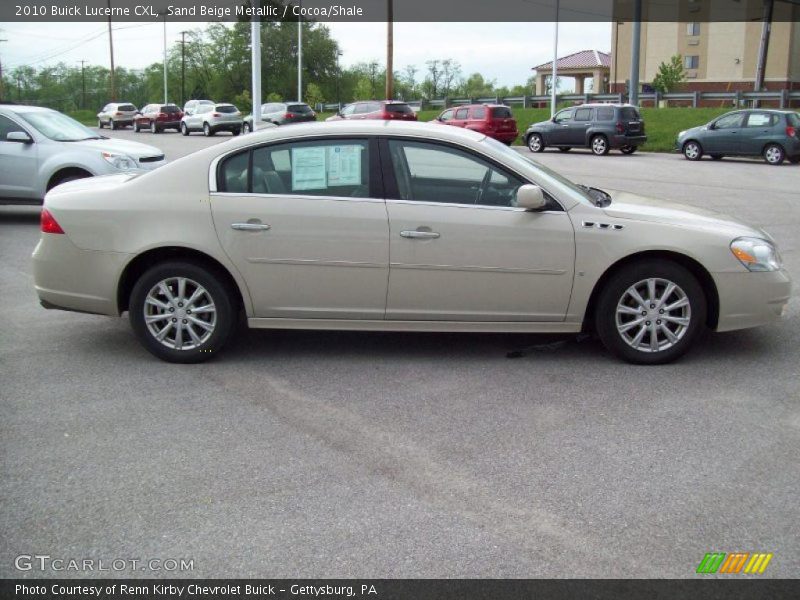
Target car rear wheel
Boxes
[591,134,610,156]
[133,121,140,133]
[527,133,544,153]
[110,119,117,131]
[129,261,235,363]
[233,128,242,136]
[181,122,189,136]
[97,119,104,129]
[620,145,637,154]
[595,260,706,365]
[203,123,213,137]
[242,122,251,134]
[150,121,158,134]
[558,147,572,152]
[683,141,703,161]
[763,143,785,165]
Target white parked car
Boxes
[0,105,165,205]
[33,121,790,363]
[97,102,138,130]
[180,103,243,136]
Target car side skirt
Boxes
[248,318,581,333]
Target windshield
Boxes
[18,110,100,142]
[481,136,597,205]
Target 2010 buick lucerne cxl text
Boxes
[32,121,791,364]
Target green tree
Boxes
[652,54,686,94]
[305,82,324,108]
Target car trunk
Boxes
[489,107,517,132]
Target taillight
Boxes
[212,113,221,117]
[115,111,122,116]
[41,209,64,234]
[284,113,293,118]
[157,112,167,119]
[616,121,625,133]
[787,126,797,138]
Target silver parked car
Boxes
[33,121,790,364]
[243,102,317,133]
[0,104,165,205]
[181,103,243,136]
[97,102,138,130]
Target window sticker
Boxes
[291,146,327,190]
[327,145,362,187]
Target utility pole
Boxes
[79,60,86,109]
[0,37,7,102]
[297,2,303,102]
[336,50,343,108]
[179,31,189,106]
[107,0,116,101]
[629,0,642,106]
[17,73,22,102]
[385,0,393,100]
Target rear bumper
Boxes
[611,134,647,148]
[32,233,130,317]
[490,130,519,143]
[713,269,792,332]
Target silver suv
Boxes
[97,102,138,130]
[182,99,215,116]
[0,104,165,205]
[181,103,243,137]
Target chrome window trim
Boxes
[385,199,565,214]
[209,191,384,204]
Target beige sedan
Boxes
[33,121,791,364]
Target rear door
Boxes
[210,137,389,319]
[490,106,516,136]
[382,138,575,322]
[619,106,644,136]
[741,112,778,156]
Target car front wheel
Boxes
[129,261,235,363]
[683,141,703,161]
[203,123,213,137]
[110,119,117,130]
[242,122,251,134]
[150,121,158,134]
[181,122,189,136]
[590,134,610,156]
[763,143,785,165]
[527,133,544,153]
[595,260,706,365]
[97,119,104,129]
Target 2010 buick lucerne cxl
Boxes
[32,121,791,364]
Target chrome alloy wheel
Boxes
[615,278,691,353]
[143,277,217,350]
[591,136,607,155]
[764,145,783,165]
[684,142,701,160]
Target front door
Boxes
[383,138,575,322]
[210,137,390,319]
[548,108,575,145]
[704,112,745,153]
[0,114,38,201]
[566,106,594,146]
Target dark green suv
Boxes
[676,109,800,165]
[525,103,647,156]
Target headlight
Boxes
[678,130,686,137]
[102,151,138,170]
[730,237,782,272]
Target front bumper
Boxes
[33,233,130,317]
[713,269,792,332]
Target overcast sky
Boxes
[0,21,611,89]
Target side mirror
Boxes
[708,122,716,130]
[7,131,33,144]
[516,184,547,211]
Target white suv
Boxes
[0,104,165,205]
[97,102,138,130]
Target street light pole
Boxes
[551,0,559,117]
[107,0,116,101]
[251,16,262,128]
[297,1,302,102]
[179,30,189,106]
[162,13,168,103]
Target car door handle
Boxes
[231,222,271,231]
[400,230,440,239]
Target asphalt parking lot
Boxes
[1,127,799,578]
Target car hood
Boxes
[601,190,769,239]
[529,119,552,129]
[678,124,707,138]
[69,137,164,158]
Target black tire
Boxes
[527,133,544,153]
[150,121,159,134]
[129,261,236,363]
[763,143,785,165]
[233,128,242,136]
[620,145,637,154]
[710,154,723,160]
[203,122,214,137]
[590,134,610,156]
[558,147,572,152]
[682,140,703,161]
[110,119,117,131]
[48,172,92,192]
[181,122,189,136]
[133,121,140,133]
[594,260,707,365]
[97,119,104,129]
[242,122,251,134]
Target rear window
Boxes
[490,106,512,119]
[287,104,313,114]
[385,103,413,114]
[596,107,614,121]
[620,107,640,120]
[118,104,136,112]
[161,105,181,114]
[216,105,238,113]
[787,113,800,127]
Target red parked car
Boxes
[134,103,184,133]
[326,100,418,121]
[435,104,519,145]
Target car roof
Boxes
[215,103,235,106]
[0,104,56,114]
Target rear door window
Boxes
[745,113,776,127]
[471,107,487,119]
[596,107,614,121]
